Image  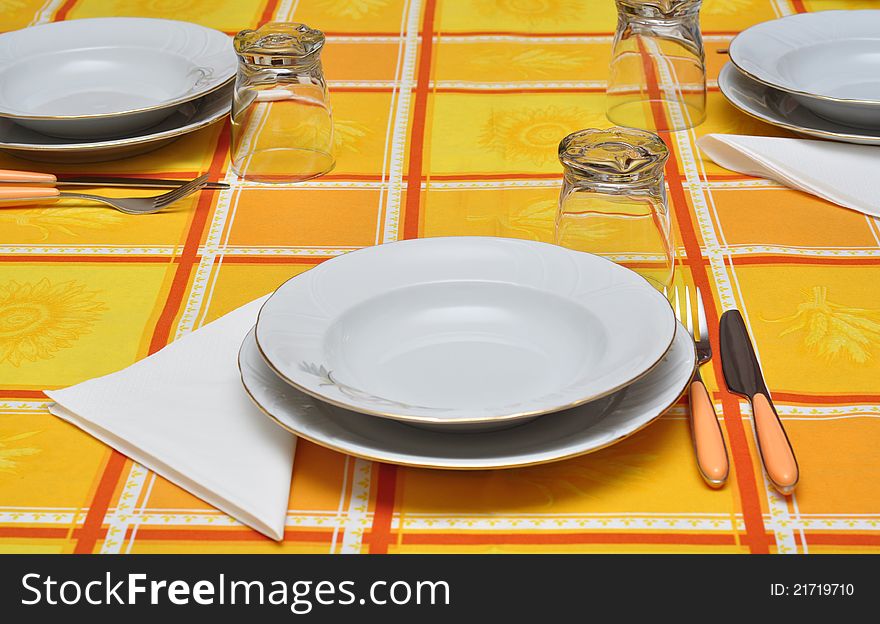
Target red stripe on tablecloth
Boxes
[0,524,753,548]
[72,452,128,553]
[1,526,329,543]
[637,41,772,554]
[683,255,880,268]
[0,255,175,263]
[364,463,399,554]
[804,534,880,546]
[53,0,77,21]
[701,174,765,181]
[330,86,407,93]
[427,173,561,181]
[148,125,230,355]
[400,532,738,546]
[364,0,438,554]
[9,525,880,550]
[246,171,764,182]
[766,392,880,405]
[402,0,438,241]
[670,183,771,555]
[435,87,606,94]
[282,173,388,181]
[728,255,880,267]
[0,527,71,539]
[1,389,51,398]
[217,256,332,265]
[437,31,615,38]
[125,528,333,543]
[71,127,230,555]
[791,1,808,13]
[259,0,281,25]
[319,31,427,37]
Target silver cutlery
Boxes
[0,174,209,215]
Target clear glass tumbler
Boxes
[606,0,706,131]
[555,127,674,290]
[231,22,335,183]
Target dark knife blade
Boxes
[54,176,229,190]
[719,308,799,494]
[719,309,769,399]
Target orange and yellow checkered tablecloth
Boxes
[1,0,879,554]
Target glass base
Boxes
[232,147,335,184]
[606,99,706,132]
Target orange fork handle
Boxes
[0,169,56,184]
[690,379,729,487]
[0,187,61,201]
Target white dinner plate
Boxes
[718,63,880,146]
[729,10,880,128]
[240,324,695,469]
[255,237,676,427]
[0,18,236,139]
[0,85,231,163]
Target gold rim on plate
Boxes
[0,17,236,121]
[728,56,880,108]
[718,64,880,143]
[252,240,679,426]
[728,10,880,107]
[0,92,231,152]
[239,330,696,470]
[0,77,235,122]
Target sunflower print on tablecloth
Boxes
[0,279,107,367]
[479,106,602,165]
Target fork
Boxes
[0,173,209,215]
[665,284,730,488]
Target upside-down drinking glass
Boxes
[555,127,674,290]
[606,0,706,131]
[231,22,335,183]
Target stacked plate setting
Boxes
[0,18,237,162]
[721,10,880,145]
[241,237,696,469]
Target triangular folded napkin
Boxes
[698,134,880,217]
[45,296,296,541]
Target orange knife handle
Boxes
[0,187,61,202]
[0,169,56,184]
[689,377,729,488]
[752,392,799,495]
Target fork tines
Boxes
[154,173,209,208]
[664,284,707,343]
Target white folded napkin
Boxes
[697,134,880,217]
[45,296,296,541]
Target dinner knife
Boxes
[0,169,228,190]
[719,309,799,495]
